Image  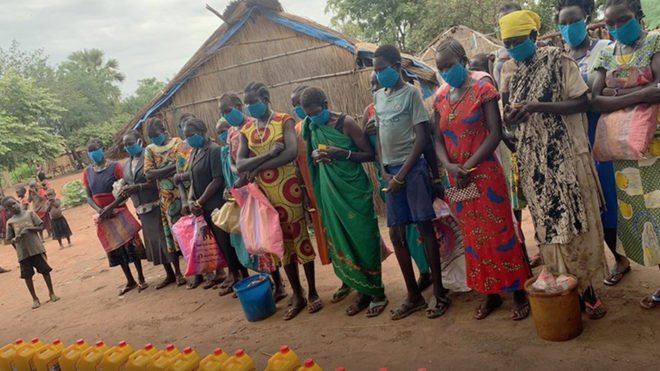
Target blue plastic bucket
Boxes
[233,273,277,322]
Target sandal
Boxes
[473,296,503,320]
[584,299,607,319]
[511,302,531,321]
[529,254,543,268]
[347,295,371,316]
[119,283,138,296]
[283,299,308,321]
[137,282,149,293]
[331,286,353,303]
[390,300,426,321]
[203,276,226,290]
[366,299,389,318]
[604,266,631,286]
[307,298,324,314]
[218,283,235,297]
[426,296,451,319]
[640,294,660,309]
[187,277,202,290]
[156,279,175,290]
[176,276,188,287]
[274,291,288,303]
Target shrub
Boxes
[62,180,87,207]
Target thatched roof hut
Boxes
[417,25,503,68]
[111,0,439,155]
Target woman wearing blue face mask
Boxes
[501,10,609,319]
[592,0,660,309]
[121,130,179,290]
[557,0,627,287]
[83,138,148,296]
[433,39,531,321]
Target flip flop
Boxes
[426,296,451,319]
[366,299,389,318]
[119,283,138,296]
[156,279,175,290]
[604,266,631,286]
[390,300,426,321]
[274,291,288,303]
[218,284,235,297]
[283,299,308,321]
[640,295,660,309]
[137,282,149,293]
[203,276,226,290]
[585,299,607,319]
[473,296,503,320]
[331,286,353,303]
[176,277,188,287]
[307,298,323,314]
[187,278,202,290]
[347,295,371,316]
[0,267,11,274]
[511,302,531,321]
[529,254,543,268]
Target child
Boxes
[28,181,51,241]
[16,187,29,210]
[46,189,72,249]
[372,44,450,320]
[2,196,60,309]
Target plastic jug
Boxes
[220,350,255,371]
[34,340,65,371]
[0,340,24,371]
[76,341,109,371]
[126,345,158,371]
[59,340,89,371]
[300,360,323,371]
[264,346,300,371]
[99,342,134,371]
[146,346,179,371]
[198,349,228,371]
[14,338,45,371]
[335,369,346,371]
[166,348,199,371]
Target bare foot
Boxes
[68,243,73,247]
[50,294,60,302]
[32,300,41,309]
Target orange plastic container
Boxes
[300,359,323,371]
[146,345,179,371]
[166,348,200,371]
[264,346,300,371]
[99,342,134,371]
[59,340,89,371]
[126,345,158,371]
[14,338,45,371]
[34,340,65,371]
[219,350,255,371]
[198,349,229,371]
[334,369,346,371]
[0,340,24,371]
[76,341,109,371]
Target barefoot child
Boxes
[16,187,29,211]
[2,196,60,308]
[46,189,72,249]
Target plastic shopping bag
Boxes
[172,214,226,276]
[231,183,285,258]
[212,199,241,235]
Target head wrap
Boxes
[499,10,541,40]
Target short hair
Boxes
[292,85,309,95]
[605,0,644,19]
[179,113,195,126]
[373,45,402,65]
[124,130,143,142]
[87,138,104,148]
[1,196,16,207]
[145,117,165,132]
[38,172,46,181]
[16,186,26,193]
[300,87,327,110]
[185,118,207,134]
[244,81,270,102]
[436,39,468,62]
[557,0,595,19]
[218,92,243,108]
[47,188,56,196]
[498,2,522,15]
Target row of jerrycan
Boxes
[0,340,326,371]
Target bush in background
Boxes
[62,180,86,207]
[10,164,36,184]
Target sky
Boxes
[0,0,333,97]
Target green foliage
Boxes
[9,164,36,184]
[119,78,166,116]
[0,115,64,172]
[0,39,54,84]
[0,69,64,126]
[62,180,87,208]
[68,112,130,149]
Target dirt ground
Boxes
[1,170,659,371]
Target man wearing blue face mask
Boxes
[372,44,451,320]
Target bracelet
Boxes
[346,150,352,160]
[392,176,405,185]
[433,179,443,184]
[193,200,202,208]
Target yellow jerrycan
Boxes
[166,348,200,371]
[220,350,255,371]
[300,360,323,371]
[59,340,89,371]
[33,340,65,371]
[0,339,25,371]
[125,345,158,371]
[198,349,228,371]
[14,338,44,371]
[146,345,179,371]
[76,341,109,371]
[264,346,300,371]
[99,342,134,371]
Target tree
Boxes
[119,78,166,116]
[0,39,54,84]
[67,113,131,150]
[0,116,63,172]
[60,49,124,102]
[0,69,63,126]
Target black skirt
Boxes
[51,216,72,239]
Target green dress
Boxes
[304,117,385,297]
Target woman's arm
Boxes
[463,99,503,170]
[145,164,176,182]
[523,94,589,116]
[84,186,102,213]
[323,116,375,163]
[236,133,283,173]
[245,120,299,173]
[434,111,469,183]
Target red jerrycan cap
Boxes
[95,341,105,347]
[53,340,61,345]
[31,338,40,344]
[76,339,85,346]
[213,349,223,356]
[166,344,175,352]
[235,350,245,357]
[183,347,193,355]
[280,346,290,353]
[144,344,154,351]
[118,341,127,348]
[335,368,347,371]
[304,359,315,368]
[15,340,23,345]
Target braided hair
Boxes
[185,118,208,134]
[123,130,143,143]
[605,0,644,19]
[244,81,270,103]
[218,92,243,108]
[145,117,165,132]
[436,39,469,64]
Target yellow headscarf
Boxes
[499,10,541,40]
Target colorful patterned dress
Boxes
[434,79,530,294]
[144,138,184,253]
[240,113,315,265]
[593,33,660,266]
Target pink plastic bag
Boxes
[172,215,226,277]
[231,183,285,258]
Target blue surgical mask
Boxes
[440,63,469,88]
[246,100,268,118]
[150,133,166,146]
[88,149,104,164]
[219,131,228,144]
[377,66,400,89]
[507,39,537,62]
[608,18,642,46]
[309,109,331,126]
[125,143,143,157]
[559,20,588,47]
[293,106,306,120]
[187,134,205,148]
[224,108,245,127]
